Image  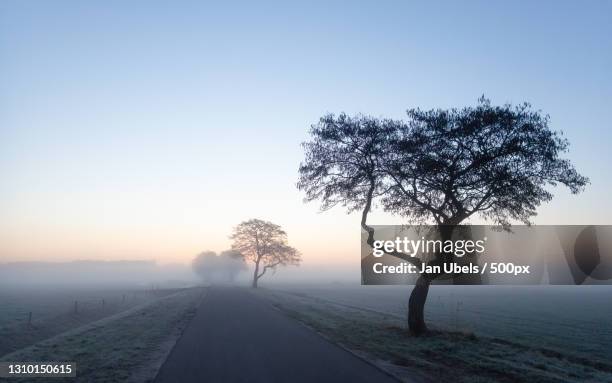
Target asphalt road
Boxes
[154,287,398,383]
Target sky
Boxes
[1,0,611,266]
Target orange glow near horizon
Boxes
[0,185,603,266]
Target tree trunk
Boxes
[408,225,453,335]
[408,275,430,335]
[252,260,260,288]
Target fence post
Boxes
[74,301,78,314]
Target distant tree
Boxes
[192,251,218,282]
[230,219,301,288]
[192,250,246,284]
[298,98,588,335]
[218,249,247,282]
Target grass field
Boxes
[0,286,184,357]
[268,284,612,364]
[0,287,203,382]
[259,285,612,383]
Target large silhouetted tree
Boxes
[298,98,588,335]
[230,219,301,288]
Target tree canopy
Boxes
[298,97,588,229]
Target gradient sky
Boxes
[1,0,611,265]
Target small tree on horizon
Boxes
[230,219,301,288]
[298,97,588,335]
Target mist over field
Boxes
[0,260,362,289]
[0,261,197,288]
[3,257,608,355]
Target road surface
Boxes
[155,287,398,383]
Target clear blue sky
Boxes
[1,1,611,263]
